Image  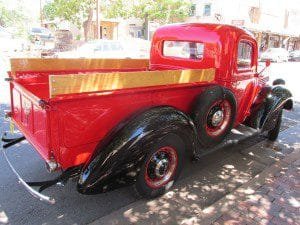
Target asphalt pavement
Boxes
[0,60,299,225]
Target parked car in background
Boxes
[124,38,150,58]
[57,40,145,58]
[29,27,53,41]
[289,50,300,62]
[260,48,289,62]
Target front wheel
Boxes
[135,133,185,198]
[267,110,282,141]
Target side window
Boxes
[237,41,253,69]
[163,41,204,60]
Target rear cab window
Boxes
[163,41,204,60]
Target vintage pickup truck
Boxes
[1,23,293,204]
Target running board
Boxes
[194,125,260,159]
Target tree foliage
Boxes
[44,0,96,40]
[0,0,28,36]
[105,0,191,24]
[44,0,191,27]
[0,1,25,27]
[43,0,191,40]
[44,0,95,27]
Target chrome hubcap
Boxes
[211,110,224,127]
[145,147,178,188]
[155,158,169,178]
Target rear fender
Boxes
[77,106,198,194]
[261,85,293,131]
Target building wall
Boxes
[187,0,300,50]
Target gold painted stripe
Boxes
[10,58,149,74]
[49,68,215,98]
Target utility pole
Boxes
[96,0,101,39]
[40,0,43,27]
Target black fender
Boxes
[261,85,293,131]
[77,106,198,194]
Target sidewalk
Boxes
[90,123,300,225]
[204,150,300,225]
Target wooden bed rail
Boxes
[10,58,149,75]
[49,68,215,97]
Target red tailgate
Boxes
[10,82,50,160]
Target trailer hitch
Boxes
[1,132,80,204]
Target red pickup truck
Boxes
[2,23,293,204]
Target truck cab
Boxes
[150,23,261,124]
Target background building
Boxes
[187,0,300,51]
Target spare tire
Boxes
[191,86,236,147]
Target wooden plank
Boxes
[49,68,215,98]
[10,58,149,74]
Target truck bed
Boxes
[9,58,217,169]
[9,58,150,162]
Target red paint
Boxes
[8,23,266,170]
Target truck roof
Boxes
[158,23,253,36]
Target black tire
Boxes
[191,86,236,147]
[244,104,266,129]
[267,110,282,141]
[135,133,185,198]
[273,79,285,86]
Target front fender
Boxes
[77,106,198,194]
[262,85,293,131]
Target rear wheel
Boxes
[135,133,185,198]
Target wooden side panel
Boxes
[10,58,149,74]
[49,68,215,97]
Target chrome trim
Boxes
[1,137,56,204]
[45,159,59,173]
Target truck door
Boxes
[232,38,259,124]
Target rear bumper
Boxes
[1,132,56,204]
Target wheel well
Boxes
[284,99,293,110]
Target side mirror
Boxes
[257,59,271,77]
